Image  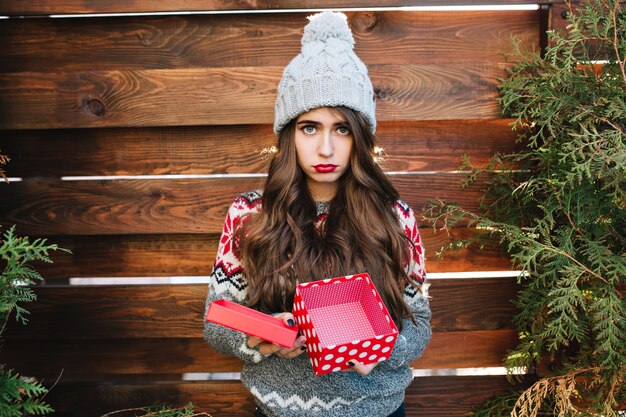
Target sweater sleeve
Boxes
[203,193,271,365]
[382,202,432,369]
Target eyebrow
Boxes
[296,119,349,126]
[296,119,320,125]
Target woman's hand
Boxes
[246,312,307,358]
[344,361,378,376]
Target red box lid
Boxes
[206,299,298,348]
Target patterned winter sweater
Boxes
[203,190,432,417]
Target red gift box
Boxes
[206,299,298,348]
[292,273,399,375]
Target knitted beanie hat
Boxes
[274,11,376,134]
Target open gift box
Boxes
[292,272,399,375]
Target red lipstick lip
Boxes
[313,164,338,173]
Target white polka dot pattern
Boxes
[292,272,398,376]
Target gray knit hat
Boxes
[274,11,376,134]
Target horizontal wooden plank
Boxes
[0,1,551,16]
[0,63,505,129]
[0,11,539,71]
[4,278,518,339]
[35,376,533,417]
[3,338,243,376]
[0,177,264,235]
[32,228,511,281]
[0,120,520,177]
[3,330,517,377]
[1,125,274,177]
[405,375,535,417]
[430,278,517,331]
[414,329,517,369]
[0,67,273,129]
[0,174,486,235]
[36,234,221,280]
[42,380,255,417]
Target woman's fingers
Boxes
[274,311,297,328]
[247,336,280,356]
[256,340,306,358]
[346,360,378,376]
[246,311,305,358]
[267,312,306,357]
[257,341,284,356]
[275,335,307,358]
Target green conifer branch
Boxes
[422,0,626,414]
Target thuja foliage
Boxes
[0,226,66,416]
[99,403,211,417]
[0,367,53,417]
[424,1,625,415]
[0,152,67,416]
[0,227,67,330]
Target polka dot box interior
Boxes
[292,272,399,375]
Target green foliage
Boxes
[0,366,53,417]
[100,402,211,417]
[424,1,625,415]
[134,403,208,416]
[0,225,68,331]
[0,222,67,415]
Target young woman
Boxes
[204,11,431,417]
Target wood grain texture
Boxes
[3,330,517,377]
[0,119,520,177]
[415,330,518,369]
[4,278,518,339]
[0,11,539,71]
[32,227,511,281]
[35,376,533,417]
[35,234,221,280]
[404,375,535,416]
[0,174,485,235]
[0,177,265,235]
[429,278,518,331]
[0,0,550,15]
[42,380,255,417]
[2,338,243,377]
[0,67,276,129]
[0,125,274,177]
[0,63,505,130]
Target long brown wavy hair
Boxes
[236,107,418,330]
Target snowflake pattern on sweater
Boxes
[209,191,262,301]
[204,191,431,417]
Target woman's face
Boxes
[294,107,353,201]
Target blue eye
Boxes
[337,126,351,135]
[303,125,316,134]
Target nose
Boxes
[317,130,334,157]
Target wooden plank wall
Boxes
[0,2,552,416]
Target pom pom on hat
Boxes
[274,11,376,134]
[301,11,355,48]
